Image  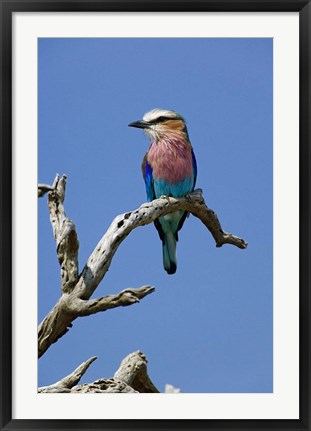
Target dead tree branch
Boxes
[38,356,97,392]
[74,188,246,301]
[38,175,155,358]
[47,174,79,294]
[38,184,54,198]
[38,285,155,358]
[70,286,155,316]
[38,175,247,359]
[38,351,159,393]
[114,351,159,393]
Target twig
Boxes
[38,356,97,392]
[38,184,54,198]
[70,286,155,316]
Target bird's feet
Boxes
[159,194,171,203]
[186,188,203,200]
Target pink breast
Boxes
[148,139,193,183]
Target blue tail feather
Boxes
[163,231,177,274]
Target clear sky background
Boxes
[38,37,273,393]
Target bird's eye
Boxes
[157,116,167,122]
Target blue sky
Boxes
[38,37,273,392]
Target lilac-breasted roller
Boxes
[129,109,197,274]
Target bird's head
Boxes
[129,109,188,141]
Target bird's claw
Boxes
[160,194,171,202]
[185,193,192,200]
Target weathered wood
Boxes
[38,356,97,392]
[75,188,247,300]
[38,286,155,358]
[114,351,159,393]
[47,175,79,294]
[70,286,155,316]
[38,175,247,358]
[38,184,54,197]
[71,379,137,393]
[38,351,159,394]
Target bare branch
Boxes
[38,184,54,197]
[38,297,75,358]
[38,176,246,358]
[70,285,155,316]
[71,379,137,393]
[114,351,159,393]
[75,188,247,300]
[47,174,79,294]
[38,286,154,358]
[39,351,159,394]
[38,356,97,392]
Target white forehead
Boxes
[143,108,184,122]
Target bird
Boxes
[129,108,197,274]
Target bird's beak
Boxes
[128,120,150,129]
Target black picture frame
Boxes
[1,0,310,430]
